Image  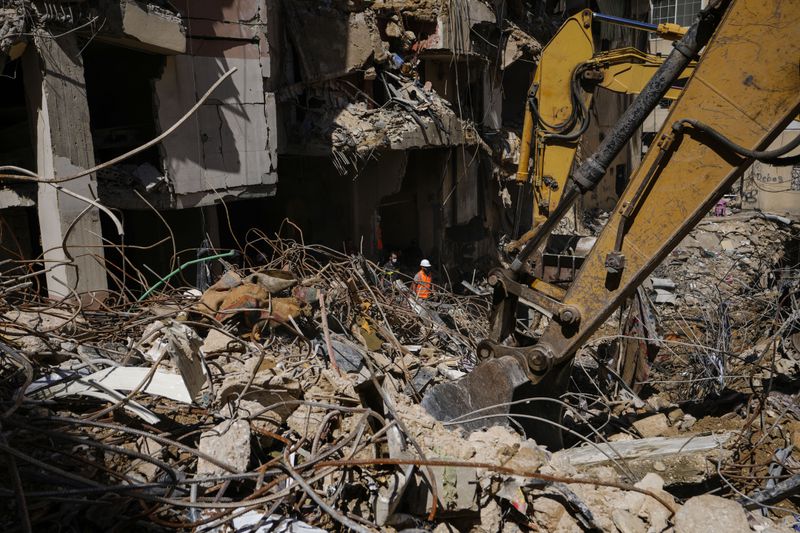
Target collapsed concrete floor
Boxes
[0,210,798,532]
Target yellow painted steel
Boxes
[515,10,594,222]
[594,48,692,100]
[530,279,566,301]
[514,10,693,234]
[535,0,800,362]
[653,22,686,40]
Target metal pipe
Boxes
[592,12,658,33]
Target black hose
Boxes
[542,64,593,142]
[529,84,579,134]
[674,118,800,166]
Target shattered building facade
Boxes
[1,0,280,297]
[1,0,796,299]
[0,0,661,297]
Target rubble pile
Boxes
[0,1,24,60]
[321,75,475,175]
[647,213,798,396]
[0,220,799,531]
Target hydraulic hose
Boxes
[510,0,728,273]
[529,63,592,141]
[673,118,800,166]
[540,65,593,142]
[529,85,579,134]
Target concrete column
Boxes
[482,63,502,130]
[23,32,107,298]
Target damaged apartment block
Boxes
[0,0,800,531]
[1,0,278,297]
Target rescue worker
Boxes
[413,259,433,299]
[381,251,400,289]
[383,251,399,275]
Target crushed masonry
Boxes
[0,211,797,530]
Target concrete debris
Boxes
[631,413,670,438]
[297,75,476,175]
[556,433,734,486]
[0,217,797,531]
[502,25,543,69]
[674,494,751,533]
[197,420,252,478]
[0,1,25,60]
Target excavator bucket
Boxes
[421,355,574,450]
[421,252,576,450]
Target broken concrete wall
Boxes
[22,31,108,298]
[741,123,800,216]
[97,0,186,55]
[154,0,278,208]
[282,1,386,83]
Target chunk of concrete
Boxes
[201,328,243,353]
[125,437,163,482]
[645,394,672,412]
[691,230,721,251]
[667,408,685,424]
[627,473,675,531]
[720,238,736,252]
[163,322,207,403]
[286,404,328,439]
[532,497,582,532]
[632,414,670,437]
[406,464,479,514]
[611,509,646,533]
[504,440,546,472]
[115,0,186,54]
[197,420,251,477]
[479,499,502,533]
[674,495,750,533]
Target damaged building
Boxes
[0,0,796,295]
[0,0,799,531]
[0,0,279,297]
[0,0,661,297]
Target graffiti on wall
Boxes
[749,161,800,191]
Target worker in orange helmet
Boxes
[413,259,433,299]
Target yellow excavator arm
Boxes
[423,0,800,450]
[511,10,694,246]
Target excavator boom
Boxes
[511,10,694,241]
[423,0,800,450]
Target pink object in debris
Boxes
[714,198,728,216]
